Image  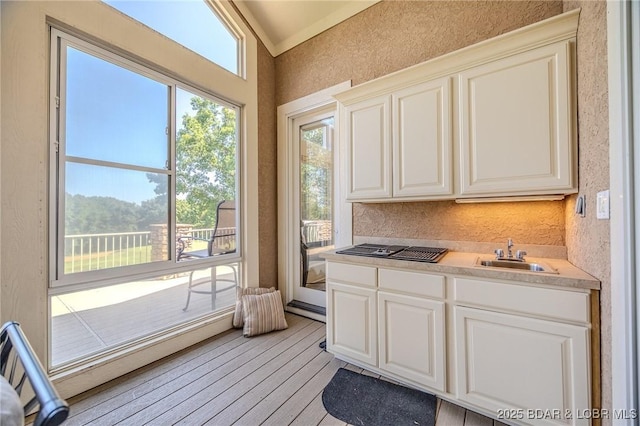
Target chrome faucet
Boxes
[494,239,526,261]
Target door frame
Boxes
[292,111,335,307]
[277,81,352,321]
[608,0,640,418]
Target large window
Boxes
[50,30,240,367]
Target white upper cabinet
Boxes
[342,77,452,201]
[335,9,579,203]
[343,95,392,200]
[393,78,453,198]
[458,41,575,196]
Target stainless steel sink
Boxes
[475,258,558,274]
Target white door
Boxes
[277,82,352,318]
[292,111,335,308]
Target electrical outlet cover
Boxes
[596,190,610,219]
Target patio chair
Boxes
[1,321,69,426]
[177,200,238,311]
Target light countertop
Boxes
[321,249,600,291]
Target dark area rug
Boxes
[322,368,437,426]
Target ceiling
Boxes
[233,0,380,57]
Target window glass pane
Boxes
[66,47,169,169]
[104,0,239,75]
[50,264,238,367]
[299,119,334,289]
[51,29,246,372]
[175,88,238,262]
[300,119,334,245]
[64,163,169,273]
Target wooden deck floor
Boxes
[64,313,505,426]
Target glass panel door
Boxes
[295,117,334,307]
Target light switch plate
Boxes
[596,190,610,219]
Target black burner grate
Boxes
[336,244,448,263]
[336,244,407,257]
[388,246,448,263]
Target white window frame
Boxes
[49,29,242,291]
[205,0,246,78]
[103,0,245,79]
[2,0,257,398]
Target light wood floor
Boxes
[64,313,506,426]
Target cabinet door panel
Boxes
[344,95,392,200]
[327,282,377,366]
[379,292,445,391]
[455,306,590,426]
[459,41,575,196]
[393,78,452,197]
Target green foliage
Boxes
[300,126,332,221]
[175,96,237,228]
[65,193,166,235]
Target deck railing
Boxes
[64,231,151,273]
[302,220,333,247]
[64,227,236,273]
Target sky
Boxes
[65,0,237,205]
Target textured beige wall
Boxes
[562,0,611,418]
[276,0,565,248]
[276,0,563,105]
[257,42,278,288]
[354,201,566,245]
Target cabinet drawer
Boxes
[327,262,377,288]
[453,277,590,323]
[379,268,445,299]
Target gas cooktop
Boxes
[336,244,448,263]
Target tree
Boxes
[175,96,237,228]
[146,96,237,229]
[301,126,332,221]
[65,194,143,235]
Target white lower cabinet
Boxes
[378,291,445,391]
[326,281,377,366]
[455,306,591,426]
[325,261,595,426]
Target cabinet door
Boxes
[455,306,590,426]
[393,78,452,197]
[379,291,445,391]
[326,281,377,366]
[343,95,392,200]
[458,41,576,196]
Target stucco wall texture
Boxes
[257,41,278,288]
[562,0,611,418]
[276,0,566,247]
[354,201,566,245]
[276,0,563,105]
[272,0,610,415]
